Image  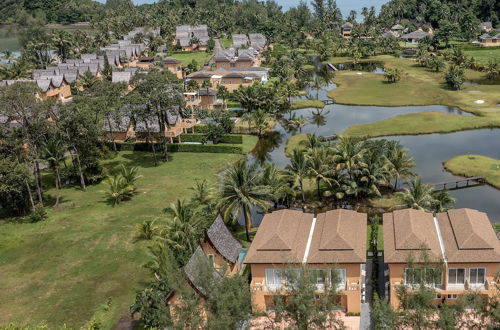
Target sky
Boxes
[101,0,389,17]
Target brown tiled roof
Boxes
[383,209,442,263]
[437,209,500,263]
[244,209,313,264]
[307,209,366,264]
[244,209,366,265]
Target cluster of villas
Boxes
[475,21,500,47]
[0,27,160,104]
[167,207,499,318]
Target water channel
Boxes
[248,61,500,225]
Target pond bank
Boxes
[444,155,500,189]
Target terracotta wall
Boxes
[249,263,363,314]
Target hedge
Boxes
[181,133,243,144]
[110,142,243,154]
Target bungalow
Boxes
[214,47,258,69]
[401,30,432,44]
[103,115,134,142]
[249,33,267,51]
[341,22,353,38]
[175,25,210,51]
[36,75,72,101]
[198,88,224,110]
[478,33,500,47]
[245,209,367,314]
[134,56,155,69]
[383,208,500,310]
[232,34,249,48]
[163,57,184,79]
[479,22,493,32]
[184,91,202,108]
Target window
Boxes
[404,268,442,286]
[265,269,283,288]
[333,268,347,286]
[469,268,486,285]
[447,294,458,299]
[448,268,466,285]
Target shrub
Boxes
[28,204,47,223]
[181,134,243,144]
[110,142,243,154]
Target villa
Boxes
[383,208,500,309]
[341,22,353,38]
[478,32,500,47]
[175,25,210,51]
[479,22,493,32]
[400,29,432,44]
[187,67,269,92]
[245,209,367,314]
[163,57,184,79]
[214,47,259,69]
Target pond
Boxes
[248,61,500,225]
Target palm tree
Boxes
[431,190,455,213]
[247,109,271,137]
[1,50,15,63]
[333,136,366,181]
[261,163,294,208]
[285,149,309,203]
[162,199,202,254]
[120,165,142,186]
[485,60,499,80]
[78,71,98,90]
[51,30,74,62]
[397,178,435,211]
[306,147,333,200]
[386,143,416,190]
[217,159,271,241]
[0,60,31,80]
[384,68,403,83]
[190,179,214,207]
[186,79,200,92]
[41,137,67,207]
[135,219,160,240]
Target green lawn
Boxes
[444,155,500,189]
[464,47,500,65]
[328,55,500,118]
[170,51,213,66]
[0,138,256,328]
[219,37,232,48]
[342,112,500,138]
[368,194,403,210]
[290,99,325,110]
[285,133,308,156]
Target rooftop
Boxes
[383,209,442,263]
[184,246,222,297]
[206,215,242,263]
[244,209,366,264]
[437,209,500,263]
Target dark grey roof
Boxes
[188,72,213,79]
[342,22,353,29]
[135,117,161,133]
[401,30,432,39]
[222,72,244,78]
[391,24,404,30]
[198,88,218,96]
[206,215,242,263]
[163,57,181,64]
[183,246,222,297]
[104,115,131,132]
[480,22,493,29]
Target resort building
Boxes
[187,67,269,92]
[400,30,432,44]
[163,57,184,79]
[478,32,500,47]
[341,22,353,38]
[198,88,224,110]
[232,33,249,48]
[0,77,72,102]
[245,209,367,314]
[175,25,210,51]
[214,47,259,69]
[479,22,493,32]
[383,208,500,309]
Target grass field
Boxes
[444,155,500,189]
[464,47,500,65]
[0,137,257,328]
[367,224,384,251]
[328,55,500,117]
[342,112,500,138]
[285,133,309,155]
[170,51,213,66]
[290,99,325,110]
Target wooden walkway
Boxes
[431,177,484,191]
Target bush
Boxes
[181,134,243,144]
[28,204,47,223]
[111,142,243,154]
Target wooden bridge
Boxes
[319,134,338,142]
[431,177,485,191]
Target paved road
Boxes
[359,259,372,330]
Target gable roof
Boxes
[244,209,314,264]
[342,22,353,29]
[206,215,242,263]
[307,209,367,264]
[383,209,442,263]
[163,57,181,64]
[437,209,500,263]
[112,71,132,84]
[184,246,222,297]
[401,30,431,39]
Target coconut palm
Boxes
[51,30,74,62]
[261,163,295,207]
[384,68,403,83]
[397,178,435,211]
[386,143,416,190]
[306,147,334,199]
[162,199,202,254]
[285,149,309,203]
[485,60,499,80]
[333,136,366,181]
[78,71,98,90]
[135,219,160,240]
[41,136,67,207]
[120,165,142,186]
[217,159,271,241]
[431,190,456,213]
